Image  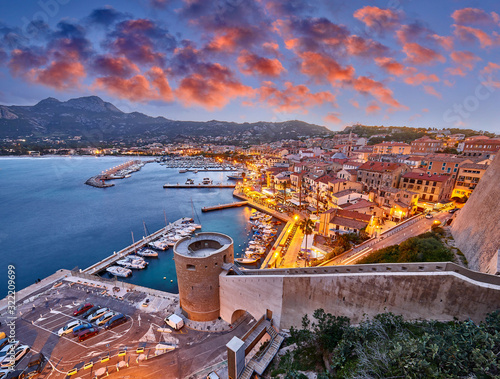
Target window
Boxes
[187,264,196,271]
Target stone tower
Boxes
[173,232,234,321]
[450,154,500,274]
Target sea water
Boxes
[0,157,256,296]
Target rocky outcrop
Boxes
[0,106,18,119]
[451,154,500,274]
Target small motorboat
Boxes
[106,266,132,277]
[235,257,259,264]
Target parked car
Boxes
[448,208,459,213]
[0,339,9,350]
[104,314,127,330]
[73,303,93,317]
[57,320,83,337]
[87,308,109,322]
[72,323,93,337]
[2,370,24,379]
[425,213,433,219]
[96,312,116,326]
[0,345,30,369]
[20,353,45,379]
[77,327,99,342]
[80,305,100,319]
[0,342,20,364]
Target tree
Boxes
[299,218,315,265]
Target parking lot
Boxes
[0,274,253,378]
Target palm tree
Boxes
[299,218,315,266]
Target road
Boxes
[328,211,453,266]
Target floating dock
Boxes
[83,218,191,275]
[202,201,248,212]
[163,183,236,188]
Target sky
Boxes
[0,0,499,133]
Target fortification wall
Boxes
[220,264,500,329]
[451,154,500,274]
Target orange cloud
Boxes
[30,60,86,90]
[453,25,496,48]
[349,99,360,108]
[94,67,173,102]
[402,42,446,65]
[353,76,406,109]
[237,51,285,77]
[256,81,336,113]
[324,112,342,125]
[353,6,401,30]
[176,63,254,110]
[433,35,454,51]
[452,8,497,25]
[424,85,441,99]
[365,101,381,114]
[446,51,481,76]
[298,51,355,86]
[262,42,280,56]
[205,26,261,53]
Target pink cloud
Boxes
[353,6,402,30]
[423,85,442,99]
[256,81,336,114]
[176,63,254,110]
[375,57,439,85]
[451,8,496,25]
[298,51,355,86]
[402,42,446,65]
[353,76,406,110]
[324,112,342,125]
[365,101,381,114]
[30,60,86,90]
[446,51,481,76]
[453,25,496,48]
[237,51,285,77]
[433,34,454,51]
[349,99,360,108]
[94,67,173,102]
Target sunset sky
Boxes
[0,0,499,132]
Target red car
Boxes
[73,303,94,316]
[77,327,99,342]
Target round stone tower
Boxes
[173,232,234,321]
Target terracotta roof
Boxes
[374,142,410,147]
[341,199,374,210]
[459,163,489,170]
[332,189,359,198]
[315,174,335,184]
[337,209,372,222]
[329,216,369,230]
[358,161,404,172]
[402,172,451,182]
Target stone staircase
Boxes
[238,323,285,379]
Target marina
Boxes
[163,183,236,188]
[83,217,197,275]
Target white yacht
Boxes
[106,266,132,277]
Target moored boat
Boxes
[235,257,259,264]
[106,266,132,277]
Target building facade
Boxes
[411,137,445,154]
[357,162,410,190]
[399,172,454,205]
[452,163,490,198]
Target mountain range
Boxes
[0,96,331,144]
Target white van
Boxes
[165,314,184,330]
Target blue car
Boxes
[72,323,93,337]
